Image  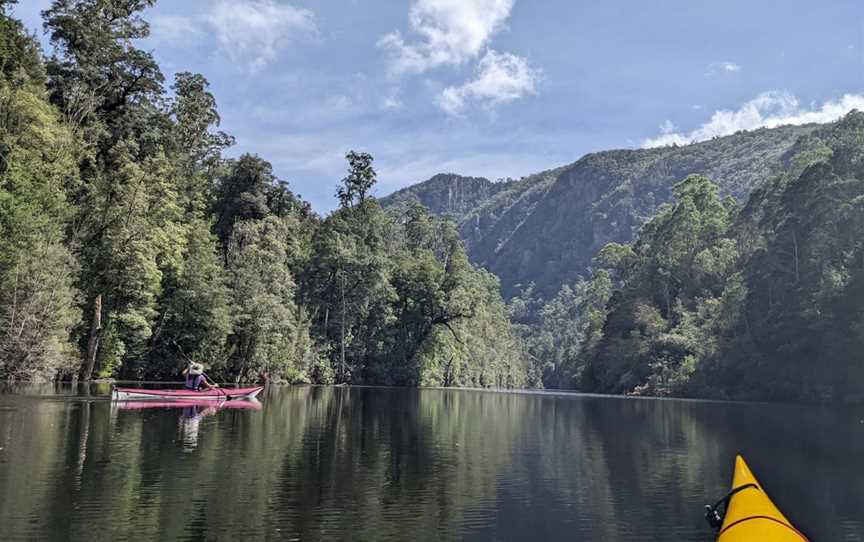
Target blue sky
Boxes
[12,0,864,212]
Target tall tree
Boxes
[213,154,279,246]
[336,151,376,208]
[42,0,183,379]
[226,216,319,383]
[0,7,80,380]
[168,72,234,214]
[43,0,163,136]
[147,221,232,379]
[304,203,395,383]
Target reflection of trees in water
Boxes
[265,387,527,541]
[1,386,863,541]
[518,397,826,540]
[516,396,864,541]
[5,385,524,541]
[0,396,72,539]
[568,398,724,540]
[0,392,135,540]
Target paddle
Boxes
[202,372,232,401]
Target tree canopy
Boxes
[0,2,524,387]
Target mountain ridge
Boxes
[382,124,819,298]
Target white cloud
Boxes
[659,119,677,134]
[705,61,741,76]
[379,0,515,75]
[149,1,316,73]
[378,0,540,114]
[642,91,864,148]
[437,50,539,116]
[208,0,316,73]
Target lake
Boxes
[0,384,862,541]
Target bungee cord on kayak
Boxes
[709,457,811,542]
[705,482,760,531]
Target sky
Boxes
[12,0,864,212]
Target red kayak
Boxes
[111,386,264,402]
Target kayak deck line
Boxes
[718,515,809,540]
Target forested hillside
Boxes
[578,114,864,402]
[0,1,525,387]
[386,113,864,403]
[385,126,815,299]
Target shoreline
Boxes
[2,379,858,408]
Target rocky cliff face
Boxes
[383,173,505,219]
[383,124,818,298]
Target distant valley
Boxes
[383,124,816,298]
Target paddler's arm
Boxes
[203,373,219,389]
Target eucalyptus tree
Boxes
[0,5,80,380]
[169,72,234,214]
[336,151,376,208]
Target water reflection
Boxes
[0,385,862,541]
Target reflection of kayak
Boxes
[111,386,264,402]
[115,398,262,411]
[714,456,809,541]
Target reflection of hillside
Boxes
[1,386,525,540]
[1,386,862,541]
[517,396,864,541]
[573,398,724,540]
[267,387,528,541]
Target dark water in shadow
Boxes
[0,384,862,541]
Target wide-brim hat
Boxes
[188,362,204,376]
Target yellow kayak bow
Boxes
[709,456,810,542]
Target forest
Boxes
[2,1,863,404]
[517,117,864,403]
[0,0,525,387]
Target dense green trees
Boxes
[576,116,864,402]
[495,115,864,403]
[304,169,525,386]
[0,5,80,379]
[578,175,739,396]
[705,115,864,402]
[0,1,523,387]
[40,0,178,379]
[225,216,316,383]
[509,271,611,389]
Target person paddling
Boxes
[182,362,219,391]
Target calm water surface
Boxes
[0,385,862,541]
